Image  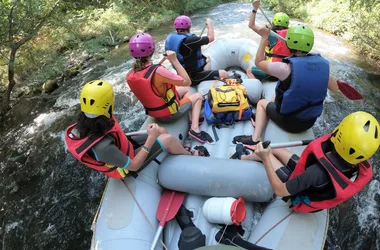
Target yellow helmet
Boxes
[80,80,114,118]
[331,111,379,164]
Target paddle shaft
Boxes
[150,192,175,250]
[200,24,207,37]
[259,6,271,24]
[125,130,147,137]
[263,140,313,149]
[150,190,185,250]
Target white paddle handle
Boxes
[150,226,164,250]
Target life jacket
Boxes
[265,29,291,62]
[165,33,204,71]
[275,54,330,121]
[288,133,373,213]
[65,117,134,179]
[126,64,180,118]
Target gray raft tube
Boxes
[196,38,264,104]
[158,155,274,202]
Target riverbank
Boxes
[0,0,233,116]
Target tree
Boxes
[0,0,61,113]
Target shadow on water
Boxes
[0,2,379,250]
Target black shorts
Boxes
[266,102,317,133]
[189,70,220,86]
[275,154,300,182]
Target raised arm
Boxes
[248,0,262,34]
[206,18,215,42]
[166,50,191,86]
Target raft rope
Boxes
[217,209,237,244]
[121,179,169,250]
[254,210,294,245]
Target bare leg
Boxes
[203,56,211,70]
[185,92,203,133]
[252,99,270,141]
[271,148,294,165]
[219,70,229,78]
[159,134,191,155]
[176,86,191,98]
[268,152,286,172]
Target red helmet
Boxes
[174,15,192,29]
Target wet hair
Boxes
[75,112,115,138]
[289,48,308,55]
[176,28,190,33]
[272,26,287,31]
[133,56,150,72]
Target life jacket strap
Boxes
[283,99,324,117]
[265,52,287,58]
[144,94,177,112]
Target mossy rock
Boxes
[42,79,59,93]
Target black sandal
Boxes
[191,145,210,157]
[232,135,260,145]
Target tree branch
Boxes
[8,1,17,46]
[14,0,61,50]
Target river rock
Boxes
[42,79,59,93]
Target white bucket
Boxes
[202,197,246,225]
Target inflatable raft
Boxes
[91,39,329,250]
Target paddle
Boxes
[242,139,313,152]
[200,24,207,37]
[336,80,363,100]
[150,190,186,250]
[125,130,147,137]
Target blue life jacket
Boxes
[275,54,329,121]
[165,33,204,71]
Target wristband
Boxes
[252,9,257,13]
[141,146,150,154]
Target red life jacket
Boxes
[65,117,134,179]
[126,64,181,118]
[288,133,373,213]
[265,29,291,62]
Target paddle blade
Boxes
[337,80,363,100]
[156,190,185,224]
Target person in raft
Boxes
[246,0,292,80]
[233,24,339,145]
[126,32,212,143]
[252,111,379,212]
[65,80,210,179]
[165,15,229,86]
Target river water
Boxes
[0,2,379,250]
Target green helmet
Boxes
[272,12,289,28]
[286,24,314,53]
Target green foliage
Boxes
[261,0,380,63]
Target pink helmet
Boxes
[128,32,155,58]
[174,15,192,29]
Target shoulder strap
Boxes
[144,64,160,79]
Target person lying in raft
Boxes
[249,111,378,213]
[233,24,339,145]
[165,15,229,86]
[65,80,210,179]
[126,32,212,143]
[246,0,291,80]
